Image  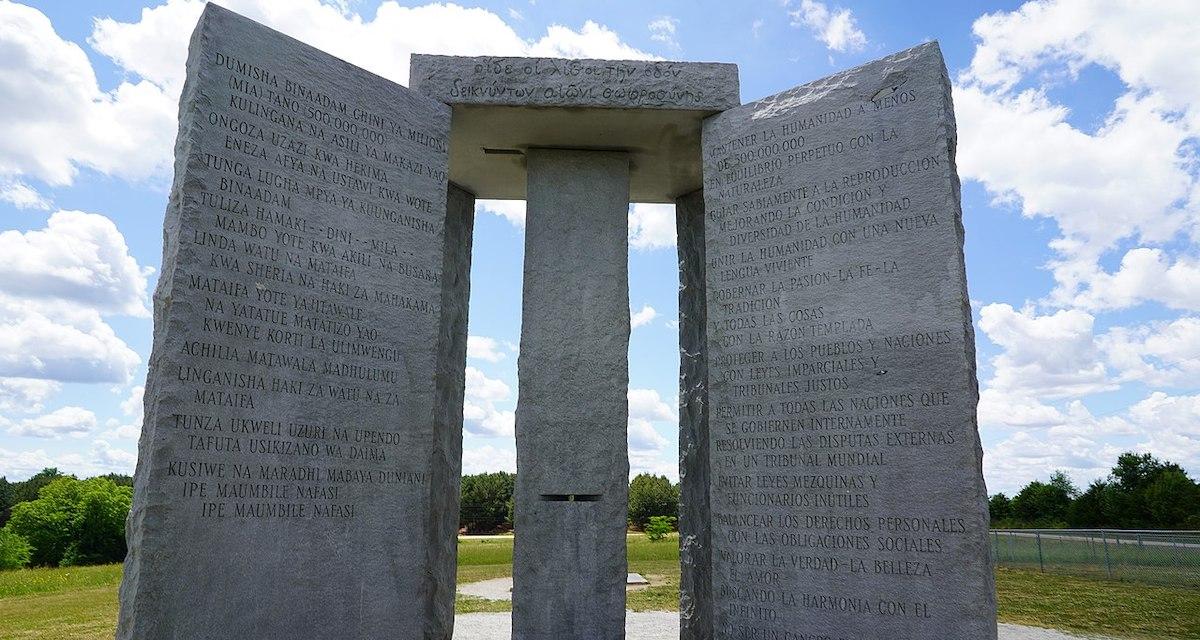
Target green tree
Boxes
[1011,471,1076,527]
[0,477,12,526]
[1090,452,1196,528]
[628,474,679,530]
[1144,468,1200,529]
[1111,453,1180,492]
[97,473,134,488]
[987,493,1012,525]
[5,476,132,567]
[62,478,133,565]
[459,472,515,534]
[11,468,66,505]
[1067,480,1112,527]
[0,529,31,570]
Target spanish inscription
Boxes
[117,6,455,639]
[699,43,996,640]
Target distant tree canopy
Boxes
[2,476,132,567]
[459,471,516,534]
[628,474,679,531]
[1,468,69,527]
[990,452,1200,529]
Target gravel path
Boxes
[458,575,649,601]
[451,612,1111,640]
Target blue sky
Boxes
[1,0,1198,496]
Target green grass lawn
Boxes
[2,535,1196,639]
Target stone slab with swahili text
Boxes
[116,5,469,639]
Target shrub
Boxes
[0,529,31,570]
[645,516,676,542]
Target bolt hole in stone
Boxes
[539,494,602,502]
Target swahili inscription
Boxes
[171,44,443,523]
[699,42,996,640]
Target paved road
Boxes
[998,530,1200,550]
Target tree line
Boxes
[7,451,1190,570]
[0,469,133,570]
[0,469,681,570]
[989,452,1200,529]
[458,471,679,533]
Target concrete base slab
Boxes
[451,613,1113,640]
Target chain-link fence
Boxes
[991,529,1200,587]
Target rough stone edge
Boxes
[409,54,740,111]
[422,183,474,639]
[675,189,711,640]
[115,7,215,638]
[933,41,1000,638]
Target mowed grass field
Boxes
[2,535,1198,639]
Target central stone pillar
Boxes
[513,149,631,640]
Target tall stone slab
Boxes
[696,43,996,639]
[117,5,467,638]
[513,149,631,640]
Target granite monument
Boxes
[122,7,995,640]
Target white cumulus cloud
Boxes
[977,303,1113,400]
[463,366,515,437]
[788,0,867,53]
[476,200,526,227]
[0,210,152,316]
[467,336,508,363]
[0,210,148,385]
[630,304,658,329]
[0,1,176,186]
[629,203,676,250]
[6,406,97,439]
[0,296,141,384]
[462,443,516,474]
[648,16,679,50]
[0,378,60,413]
[627,388,673,453]
[956,0,1200,310]
[0,180,52,210]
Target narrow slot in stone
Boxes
[539,494,602,502]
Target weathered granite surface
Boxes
[697,42,996,639]
[424,182,475,638]
[410,55,739,110]
[513,149,631,640]
[117,5,464,638]
[675,189,712,640]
